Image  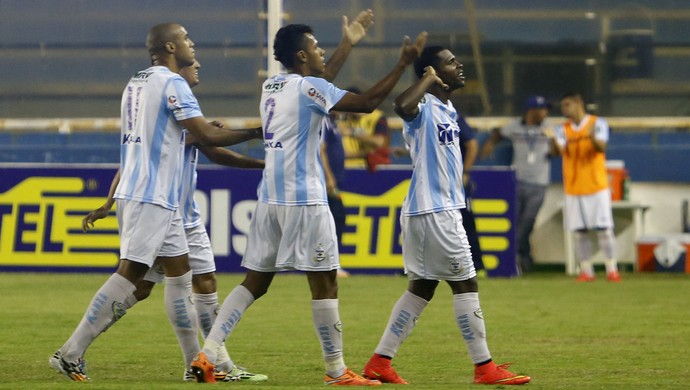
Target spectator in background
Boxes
[339,86,392,172]
[481,95,557,273]
[552,91,621,282]
[457,117,486,277]
[321,113,351,278]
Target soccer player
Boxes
[80,60,267,382]
[361,46,531,385]
[553,91,621,282]
[49,23,261,382]
[189,19,427,386]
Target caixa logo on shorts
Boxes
[313,243,326,262]
[449,257,463,274]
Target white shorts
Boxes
[143,223,215,283]
[401,209,476,281]
[242,202,339,272]
[564,189,614,231]
[117,199,188,267]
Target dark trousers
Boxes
[462,189,485,272]
[328,194,346,249]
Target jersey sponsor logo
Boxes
[263,141,283,149]
[132,71,153,80]
[437,122,460,145]
[122,133,142,144]
[264,81,286,93]
[307,87,326,105]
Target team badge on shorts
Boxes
[314,244,326,262]
[450,257,463,274]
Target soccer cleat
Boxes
[575,272,596,282]
[190,352,216,383]
[217,365,269,382]
[325,368,382,386]
[49,350,89,382]
[606,271,622,282]
[362,354,408,384]
[474,361,530,385]
[183,369,195,381]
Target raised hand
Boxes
[423,66,448,90]
[342,9,374,46]
[399,31,428,66]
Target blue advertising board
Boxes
[0,164,517,276]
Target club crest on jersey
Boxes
[450,257,463,274]
[313,243,326,262]
[168,95,177,104]
[437,122,460,145]
[122,133,142,144]
[307,88,326,105]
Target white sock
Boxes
[312,299,346,378]
[122,294,138,310]
[202,285,255,364]
[193,292,234,371]
[596,229,618,273]
[374,290,428,358]
[604,259,619,274]
[574,231,594,276]
[165,271,199,368]
[61,273,135,361]
[453,292,491,364]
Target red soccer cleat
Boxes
[474,361,530,385]
[363,354,408,384]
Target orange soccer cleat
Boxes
[325,368,382,386]
[190,352,216,383]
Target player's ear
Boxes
[296,50,307,64]
[164,41,175,53]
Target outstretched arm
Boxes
[332,31,427,114]
[198,146,264,169]
[180,117,262,147]
[322,9,374,82]
[82,169,120,231]
[480,128,503,159]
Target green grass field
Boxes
[1,272,689,389]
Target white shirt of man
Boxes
[115,66,203,210]
[258,73,347,205]
[401,93,466,216]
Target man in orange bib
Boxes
[552,92,621,282]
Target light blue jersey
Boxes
[114,66,203,210]
[258,73,347,205]
[401,93,466,216]
[179,142,202,228]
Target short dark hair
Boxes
[561,91,582,101]
[273,24,313,69]
[413,46,446,79]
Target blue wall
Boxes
[1,129,687,182]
